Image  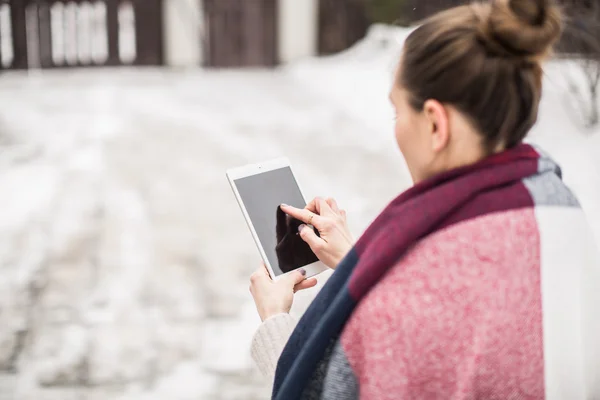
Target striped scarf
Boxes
[272,143,600,399]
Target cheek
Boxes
[394,115,417,156]
[394,116,406,146]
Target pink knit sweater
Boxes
[253,207,600,398]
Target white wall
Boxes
[278,0,318,64]
[163,0,202,67]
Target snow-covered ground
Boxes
[0,26,598,399]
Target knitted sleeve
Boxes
[251,313,296,379]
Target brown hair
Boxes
[400,0,563,152]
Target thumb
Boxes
[282,269,307,287]
[298,224,323,249]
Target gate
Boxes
[0,0,164,70]
[202,0,278,67]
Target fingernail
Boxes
[299,268,306,276]
[298,224,306,233]
[281,203,289,208]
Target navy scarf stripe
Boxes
[273,249,359,398]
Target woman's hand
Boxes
[281,197,354,269]
[250,263,318,321]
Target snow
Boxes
[0,24,598,399]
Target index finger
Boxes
[253,262,272,279]
[260,262,272,277]
[250,262,273,286]
[280,204,323,227]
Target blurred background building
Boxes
[0,0,598,399]
[0,0,597,69]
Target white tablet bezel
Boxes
[226,157,328,281]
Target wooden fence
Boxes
[0,0,163,70]
[202,0,278,67]
[318,0,369,55]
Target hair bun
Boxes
[479,0,563,61]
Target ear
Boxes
[423,99,450,153]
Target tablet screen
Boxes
[234,167,319,276]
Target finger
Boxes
[255,263,270,277]
[294,277,317,292]
[325,198,340,213]
[340,209,347,220]
[316,197,335,217]
[250,263,271,285]
[260,262,273,278]
[299,224,326,248]
[281,204,324,228]
[305,197,321,214]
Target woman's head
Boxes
[392,0,562,183]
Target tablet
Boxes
[227,158,328,280]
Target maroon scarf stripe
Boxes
[349,145,540,300]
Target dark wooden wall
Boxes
[318,0,369,55]
[202,0,371,65]
[401,0,600,54]
[402,0,600,23]
[0,0,164,70]
[202,0,278,67]
[402,0,468,23]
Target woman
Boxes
[249,0,600,398]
